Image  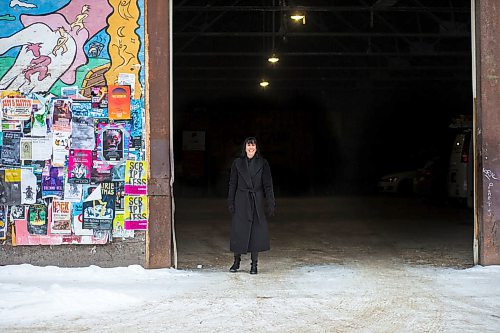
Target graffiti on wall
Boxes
[0,0,144,98]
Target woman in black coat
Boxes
[227,137,275,274]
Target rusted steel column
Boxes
[145,0,172,268]
[475,0,500,265]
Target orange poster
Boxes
[108,85,131,120]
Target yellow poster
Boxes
[124,195,148,230]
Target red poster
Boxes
[108,85,131,120]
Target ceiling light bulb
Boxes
[290,14,306,24]
[259,80,270,87]
[268,55,280,63]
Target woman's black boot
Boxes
[250,261,258,274]
[229,255,241,273]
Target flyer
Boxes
[1,132,22,166]
[27,204,48,235]
[52,132,71,167]
[91,86,108,109]
[82,182,116,230]
[0,169,21,205]
[124,195,148,230]
[51,99,72,132]
[1,97,32,120]
[91,160,113,183]
[108,85,131,120]
[96,122,130,164]
[71,116,95,150]
[51,200,72,234]
[68,149,92,184]
[61,86,79,99]
[72,202,93,236]
[31,136,52,161]
[21,168,37,205]
[124,160,147,195]
[20,138,32,160]
[112,213,134,238]
[130,99,144,137]
[118,73,136,97]
[31,103,48,137]
[72,101,92,117]
[64,181,83,202]
[41,166,64,198]
[10,205,26,220]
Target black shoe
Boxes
[250,261,258,274]
[229,256,241,273]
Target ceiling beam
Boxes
[174,51,470,57]
[173,6,469,13]
[174,32,469,38]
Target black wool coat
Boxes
[228,156,275,254]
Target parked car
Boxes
[414,156,447,199]
[377,170,416,194]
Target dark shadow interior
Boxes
[172,0,473,269]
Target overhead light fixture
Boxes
[268,54,280,64]
[290,14,306,25]
[259,80,270,88]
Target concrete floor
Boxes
[174,196,474,271]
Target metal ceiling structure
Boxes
[173,0,471,92]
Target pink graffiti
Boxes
[20,0,113,85]
[22,43,52,83]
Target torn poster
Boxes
[108,85,131,120]
[1,132,22,166]
[51,200,72,235]
[124,160,147,195]
[113,213,134,239]
[21,168,37,205]
[42,166,64,198]
[28,204,48,235]
[0,169,21,205]
[68,149,91,184]
[124,195,148,230]
[52,132,71,167]
[10,205,26,220]
[51,99,72,132]
[64,181,83,202]
[82,182,116,230]
[71,116,95,150]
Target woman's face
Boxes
[246,142,257,158]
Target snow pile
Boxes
[1,264,500,332]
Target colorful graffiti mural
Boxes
[0,0,145,97]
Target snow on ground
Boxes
[1,263,500,333]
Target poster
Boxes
[61,86,78,99]
[71,117,95,150]
[1,97,32,120]
[28,204,48,235]
[91,86,108,109]
[51,200,71,234]
[2,120,22,132]
[108,85,131,120]
[51,99,72,132]
[10,205,26,220]
[91,160,113,183]
[31,103,48,137]
[21,168,37,205]
[20,138,32,160]
[0,206,6,240]
[1,132,22,166]
[72,101,92,117]
[112,213,134,238]
[52,132,71,167]
[0,169,21,205]
[31,136,52,161]
[124,195,148,230]
[130,99,144,137]
[115,181,125,212]
[118,73,136,97]
[82,182,116,230]
[64,181,83,202]
[68,149,92,184]
[124,160,147,195]
[41,166,64,198]
[96,122,130,164]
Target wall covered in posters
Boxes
[0,0,146,246]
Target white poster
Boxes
[21,168,37,205]
[52,132,71,166]
[31,136,52,161]
[64,181,83,202]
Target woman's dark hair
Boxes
[240,136,260,157]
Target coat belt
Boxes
[238,188,259,223]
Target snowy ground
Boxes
[1,263,500,333]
